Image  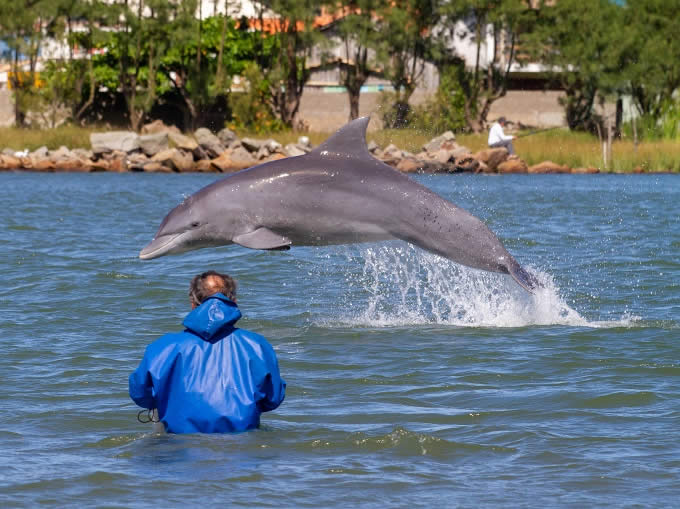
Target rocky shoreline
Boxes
[0,120,601,174]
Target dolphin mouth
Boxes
[139,233,185,260]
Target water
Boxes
[1,172,678,507]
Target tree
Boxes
[0,0,59,126]
[374,0,440,128]
[438,0,534,133]
[623,0,680,120]
[256,0,323,128]
[334,0,381,121]
[525,0,626,131]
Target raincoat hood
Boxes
[182,293,242,342]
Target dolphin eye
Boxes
[191,221,200,228]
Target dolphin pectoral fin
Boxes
[232,228,292,251]
[508,263,542,294]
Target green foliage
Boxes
[410,64,468,134]
[228,63,286,133]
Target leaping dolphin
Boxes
[140,117,540,292]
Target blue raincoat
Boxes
[129,293,285,433]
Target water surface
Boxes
[1,173,678,507]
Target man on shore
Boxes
[129,271,286,433]
[488,117,516,155]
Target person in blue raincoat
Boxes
[129,271,286,433]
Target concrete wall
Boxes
[298,87,566,132]
[0,90,13,127]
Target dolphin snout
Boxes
[139,233,184,260]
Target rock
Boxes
[194,128,226,158]
[263,153,287,163]
[72,148,93,160]
[152,148,194,172]
[32,146,49,159]
[143,162,173,173]
[241,137,262,152]
[454,156,481,173]
[472,147,509,172]
[422,131,456,153]
[429,148,455,165]
[571,167,599,174]
[255,145,271,160]
[107,157,127,173]
[297,135,311,149]
[381,143,403,163]
[194,159,217,173]
[2,148,16,156]
[91,159,111,172]
[217,127,237,146]
[139,132,169,157]
[57,158,93,172]
[91,131,140,154]
[396,157,421,173]
[498,159,528,174]
[141,120,181,135]
[450,146,471,159]
[0,154,22,170]
[367,141,379,154]
[168,131,198,151]
[32,158,56,172]
[528,160,570,174]
[49,146,73,162]
[210,147,256,172]
[283,143,306,157]
[127,153,151,171]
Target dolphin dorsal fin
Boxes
[309,117,372,159]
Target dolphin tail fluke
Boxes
[508,263,541,293]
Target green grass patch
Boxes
[0,125,106,152]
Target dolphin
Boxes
[140,117,540,292]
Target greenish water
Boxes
[1,172,678,507]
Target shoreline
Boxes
[0,121,674,175]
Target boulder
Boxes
[571,166,600,174]
[49,146,73,162]
[142,162,173,173]
[72,148,94,160]
[297,135,311,150]
[91,131,140,154]
[127,153,151,171]
[194,128,226,158]
[91,159,111,172]
[32,146,49,159]
[151,148,194,172]
[498,159,528,174]
[57,158,93,172]
[194,159,218,173]
[210,147,256,172]
[141,120,181,135]
[168,131,198,151]
[396,157,421,173]
[241,137,262,152]
[2,148,16,156]
[472,147,509,172]
[422,131,456,153]
[528,160,570,174]
[454,156,481,173]
[381,143,403,163]
[0,154,22,170]
[283,143,306,157]
[217,127,237,146]
[139,132,169,157]
[32,158,56,172]
[107,157,127,173]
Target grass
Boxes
[2,124,678,172]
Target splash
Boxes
[311,244,635,328]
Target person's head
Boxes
[498,116,507,126]
[189,270,237,309]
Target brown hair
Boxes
[189,271,237,307]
